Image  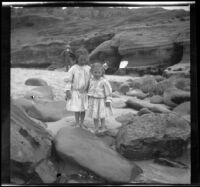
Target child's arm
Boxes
[103,79,112,105]
[64,66,74,99]
[86,66,92,92]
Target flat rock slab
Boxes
[126,89,148,99]
[54,127,142,183]
[126,97,171,113]
[13,98,73,123]
[25,86,54,101]
[27,100,73,122]
[25,78,48,86]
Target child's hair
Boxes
[90,62,105,76]
[75,47,89,65]
[77,54,89,65]
[75,47,89,59]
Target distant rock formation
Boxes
[90,27,190,74]
[11,7,190,74]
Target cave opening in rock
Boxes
[170,42,184,66]
[105,46,122,74]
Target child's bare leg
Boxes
[100,118,106,129]
[74,112,80,126]
[94,119,99,132]
[79,111,85,128]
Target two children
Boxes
[64,48,112,133]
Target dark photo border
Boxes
[1,1,199,185]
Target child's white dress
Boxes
[87,76,113,119]
[64,64,91,112]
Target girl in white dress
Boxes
[64,49,91,128]
[87,63,113,133]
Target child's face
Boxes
[93,69,103,79]
[78,56,87,66]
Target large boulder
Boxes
[54,127,142,182]
[109,80,121,92]
[111,91,122,98]
[126,98,171,113]
[163,63,190,78]
[129,76,158,96]
[13,98,34,113]
[27,100,73,122]
[137,108,153,116]
[89,40,122,73]
[153,76,190,96]
[82,32,115,53]
[68,32,115,53]
[24,86,54,101]
[25,78,48,86]
[98,135,116,147]
[126,89,148,99]
[108,80,130,94]
[118,83,130,94]
[150,95,164,104]
[115,112,136,125]
[110,28,188,74]
[112,98,126,108]
[173,77,190,91]
[10,100,57,184]
[163,88,190,107]
[88,23,190,75]
[116,113,190,160]
[13,98,73,122]
[154,79,174,95]
[173,102,190,116]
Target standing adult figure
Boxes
[61,44,75,71]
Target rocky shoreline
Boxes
[10,67,191,184]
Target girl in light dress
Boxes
[87,62,113,133]
[64,48,91,128]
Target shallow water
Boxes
[10,68,139,100]
[132,150,190,184]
